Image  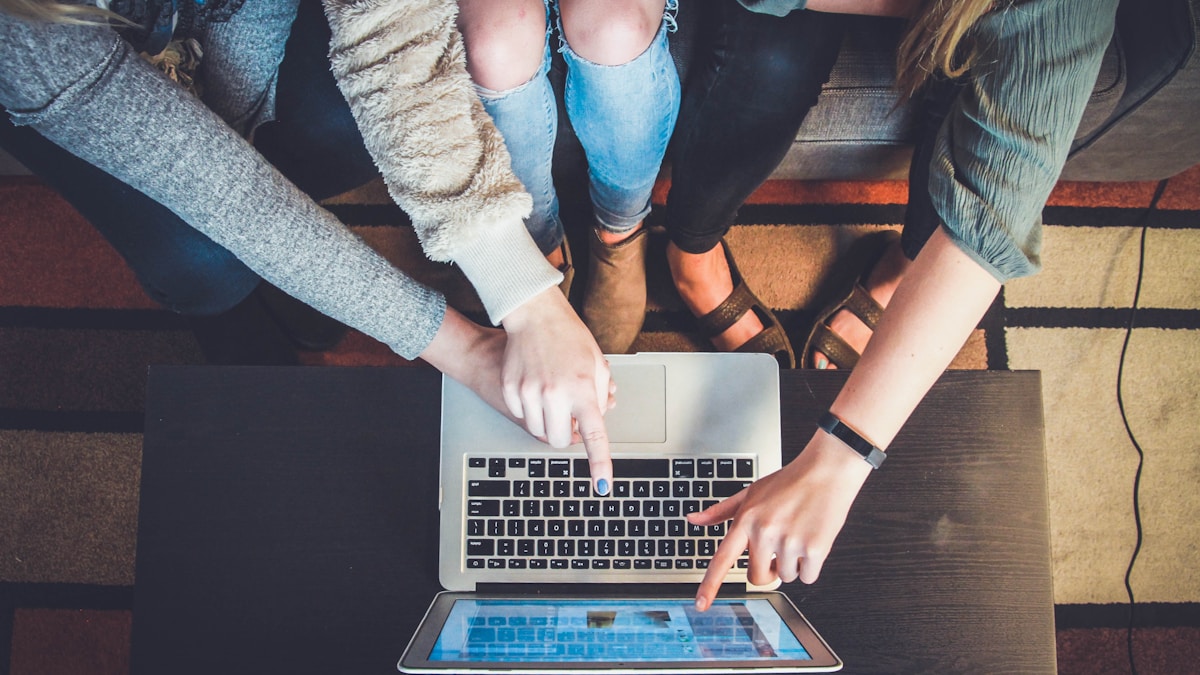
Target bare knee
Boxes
[559,0,664,65]
[458,0,547,91]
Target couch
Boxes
[660,0,1200,183]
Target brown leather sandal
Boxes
[695,239,796,369]
[802,229,899,369]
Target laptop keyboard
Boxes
[464,456,753,573]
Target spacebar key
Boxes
[711,481,752,498]
[611,459,671,478]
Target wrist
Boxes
[500,287,568,334]
[420,308,494,377]
[801,429,876,486]
[817,411,887,469]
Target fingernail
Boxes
[815,356,828,370]
[596,478,610,496]
[695,596,708,611]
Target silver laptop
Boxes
[400,352,842,672]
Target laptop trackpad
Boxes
[606,364,666,443]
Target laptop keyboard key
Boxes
[465,478,508,494]
[611,458,669,477]
[712,481,751,498]
[672,459,694,478]
[736,459,754,478]
[488,458,506,478]
[467,539,494,556]
[717,459,735,477]
[468,500,500,516]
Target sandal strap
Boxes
[695,281,758,338]
[843,283,885,330]
[808,323,860,370]
[736,323,796,368]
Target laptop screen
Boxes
[403,593,839,672]
[429,597,812,663]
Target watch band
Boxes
[817,411,887,469]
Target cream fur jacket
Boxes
[322,0,560,323]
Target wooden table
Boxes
[132,365,1053,674]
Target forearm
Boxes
[321,0,559,324]
[830,227,1001,453]
[1,18,447,359]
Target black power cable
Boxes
[1117,178,1169,675]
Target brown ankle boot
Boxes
[581,227,648,354]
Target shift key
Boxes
[711,481,752,498]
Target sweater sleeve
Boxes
[321,0,561,325]
[927,0,1118,281]
[0,13,446,359]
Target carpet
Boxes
[1,166,1198,673]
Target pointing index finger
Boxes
[574,403,612,496]
[695,526,747,611]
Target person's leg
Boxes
[558,0,680,352]
[200,0,360,349]
[901,76,965,260]
[559,0,678,239]
[0,115,259,315]
[0,114,300,365]
[253,0,379,200]
[664,4,845,354]
[459,0,566,263]
[809,75,962,369]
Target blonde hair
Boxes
[0,0,127,26]
[896,0,999,100]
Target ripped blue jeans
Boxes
[474,0,680,254]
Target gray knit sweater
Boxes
[0,0,559,359]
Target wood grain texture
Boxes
[132,367,1051,674]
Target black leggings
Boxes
[664,3,846,254]
[901,75,965,261]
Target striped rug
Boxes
[1,167,1198,673]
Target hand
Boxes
[419,306,517,415]
[500,288,615,494]
[687,430,874,610]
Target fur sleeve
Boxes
[321,0,533,262]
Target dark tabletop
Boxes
[132,365,1053,674]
